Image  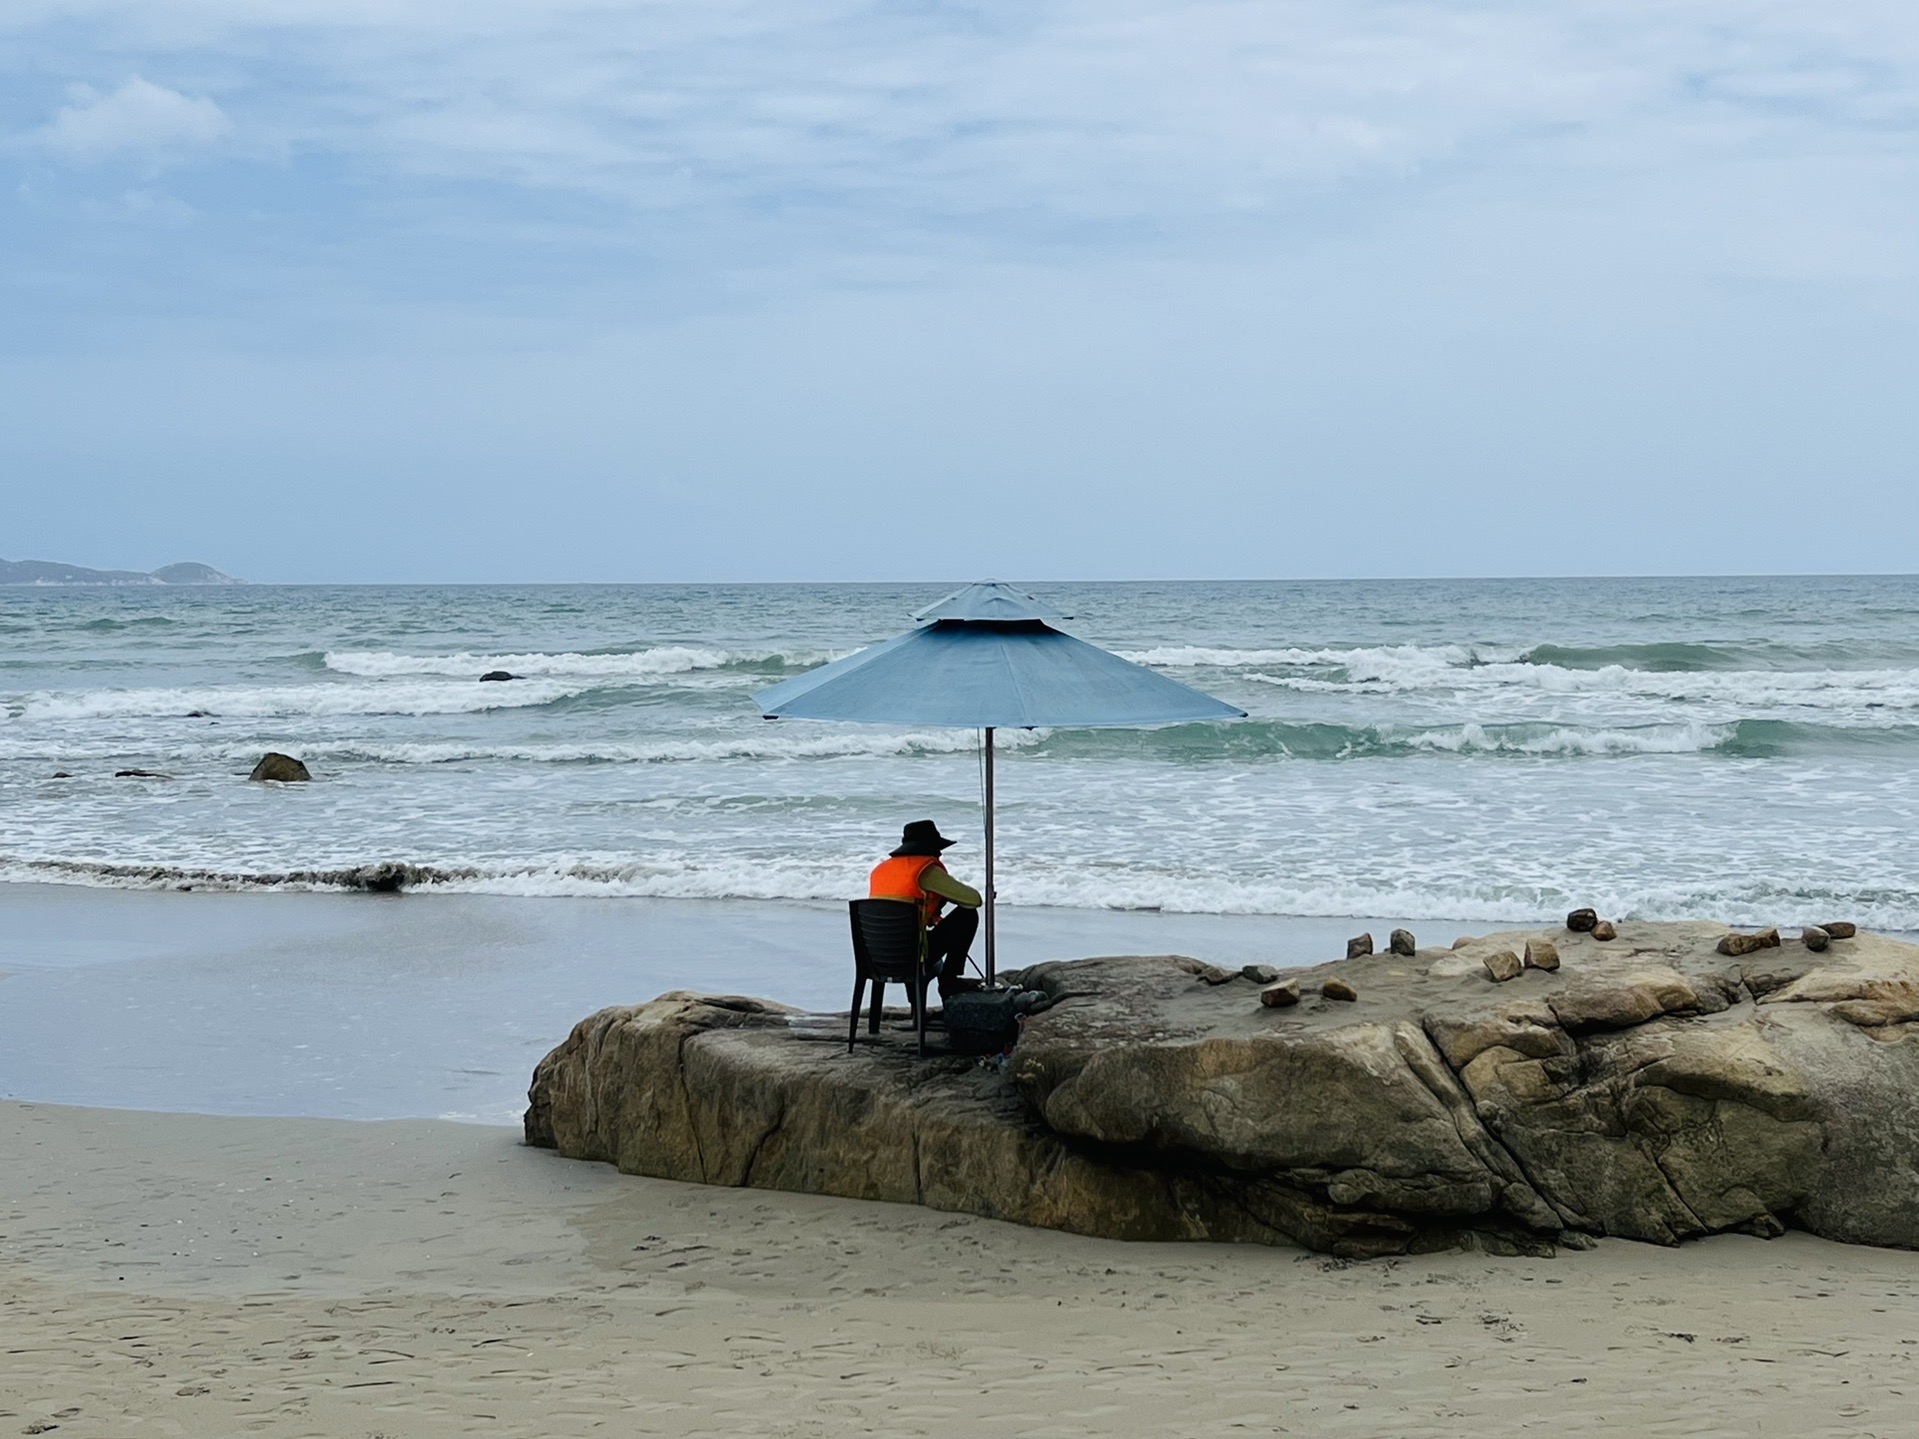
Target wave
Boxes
[7,853,1918,930]
[5,678,600,722]
[321,645,843,679]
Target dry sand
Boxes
[4,1100,1918,1437]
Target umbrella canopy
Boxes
[754,582,1245,982]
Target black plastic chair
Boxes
[848,898,928,1057]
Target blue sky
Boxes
[2,1,1914,582]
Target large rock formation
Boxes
[526,922,1919,1257]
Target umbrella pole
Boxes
[983,725,996,985]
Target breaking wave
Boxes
[320,646,843,679]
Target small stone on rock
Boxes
[249,752,312,783]
[1389,929,1417,957]
[1241,964,1280,984]
[1259,980,1301,1008]
[1524,940,1561,972]
[1346,933,1374,959]
[1566,908,1599,933]
[1819,922,1858,940]
[1321,978,1358,1002]
[1802,926,1830,952]
[1590,921,1617,941]
[1484,950,1523,982]
[1716,928,1781,957]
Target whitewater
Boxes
[5,575,1919,928]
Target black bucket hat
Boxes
[891,819,958,857]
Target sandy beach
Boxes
[5,1099,1917,1437]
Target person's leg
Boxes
[925,907,979,997]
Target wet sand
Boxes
[5,1099,1918,1437]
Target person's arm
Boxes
[920,867,982,908]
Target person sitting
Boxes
[868,819,982,1003]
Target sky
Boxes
[1,0,1914,583]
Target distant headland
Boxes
[0,558,242,586]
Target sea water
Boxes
[5,575,1918,928]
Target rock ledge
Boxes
[527,922,1919,1257]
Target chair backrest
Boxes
[850,898,924,982]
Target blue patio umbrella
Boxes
[754,581,1245,981]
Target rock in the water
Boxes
[1321,978,1358,1002]
[1259,980,1301,1008]
[1524,940,1561,972]
[248,752,311,783]
[530,921,1919,1259]
[1590,921,1618,942]
[1717,929,1781,957]
[1389,929,1417,957]
[479,670,517,682]
[1242,964,1280,984]
[1566,908,1599,933]
[1484,950,1524,982]
[1820,922,1858,940]
[1803,926,1831,953]
[115,768,171,779]
[1346,933,1374,959]
[50,771,70,779]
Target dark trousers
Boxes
[925,907,979,993]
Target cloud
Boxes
[37,76,232,161]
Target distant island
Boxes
[0,559,242,586]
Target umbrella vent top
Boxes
[912,580,1071,625]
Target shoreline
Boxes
[6,1098,1919,1436]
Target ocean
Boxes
[5,574,1918,929]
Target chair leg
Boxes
[848,973,866,1053]
[868,979,886,1034]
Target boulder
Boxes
[1389,929,1417,957]
[1484,950,1524,982]
[1524,940,1561,972]
[1803,926,1830,953]
[1821,922,1858,940]
[479,670,517,682]
[1590,921,1618,942]
[1566,908,1599,933]
[1347,933,1374,959]
[1717,929,1781,957]
[1259,980,1301,1009]
[248,752,311,783]
[1321,978,1358,1002]
[529,922,1919,1259]
[1242,964,1280,984]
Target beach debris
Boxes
[1389,929,1417,957]
[1566,908,1599,933]
[1819,922,1858,940]
[1524,940,1561,972]
[1802,926,1831,953]
[1241,964,1280,984]
[249,752,312,782]
[1346,933,1374,959]
[115,768,172,779]
[480,669,518,682]
[1717,928,1781,957]
[1175,958,1239,985]
[1321,977,1358,1002]
[1484,950,1524,982]
[1259,979,1301,1008]
[1590,921,1618,941]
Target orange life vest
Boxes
[868,854,947,928]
